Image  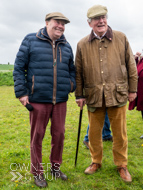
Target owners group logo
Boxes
[10,163,59,181]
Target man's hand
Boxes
[135,52,141,59]
[128,92,137,102]
[76,98,86,110]
[19,96,29,106]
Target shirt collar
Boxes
[93,31,107,39]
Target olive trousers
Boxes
[88,104,128,166]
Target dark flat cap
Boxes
[45,12,70,24]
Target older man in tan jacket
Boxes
[75,5,137,183]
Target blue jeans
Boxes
[84,111,112,142]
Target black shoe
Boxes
[51,168,68,180]
[34,174,47,188]
[83,140,89,149]
[103,137,113,142]
[140,135,143,139]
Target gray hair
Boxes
[87,18,92,23]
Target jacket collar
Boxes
[36,26,66,43]
[88,25,113,42]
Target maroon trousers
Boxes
[29,102,66,175]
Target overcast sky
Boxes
[0,0,143,64]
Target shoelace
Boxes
[118,167,128,175]
[90,163,98,167]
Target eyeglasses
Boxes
[93,15,107,21]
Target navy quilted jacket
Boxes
[13,27,76,104]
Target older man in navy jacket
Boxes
[13,12,76,188]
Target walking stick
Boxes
[75,107,83,167]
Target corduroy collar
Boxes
[88,25,113,42]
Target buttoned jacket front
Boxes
[75,26,137,107]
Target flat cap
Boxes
[45,12,70,24]
[87,5,108,19]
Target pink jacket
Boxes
[129,58,143,111]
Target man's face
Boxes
[46,19,65,41]
[89,15,108,37]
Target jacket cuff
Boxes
[76,96,85,99]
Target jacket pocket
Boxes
[59,47,62,63]
[31,75,34,94]
[70,80,74,92]
[115,84,128,103]
[84,85,99,105]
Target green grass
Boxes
[0,64,14,71]
[0,72,14,86]
[0,64,14,86]
[0,86,143,190]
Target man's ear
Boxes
[87,20,92,28]
[45,21,48,25]
[45,20,49,26]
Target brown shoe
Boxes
[117,165,132,182]
[83,140,89,149]
[34,174,48,188]
[84,163,101,174]
[51,168,68,180]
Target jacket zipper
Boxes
[52,42,65,104]
[52,41,57,105]
[36,32,65,105]
[59,47,62,63]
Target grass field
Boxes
[0,86,143,190]
[0,64,14,71]
[0,64,14,86]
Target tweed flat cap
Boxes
[87,5,108,19]
[45,12,70,24]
